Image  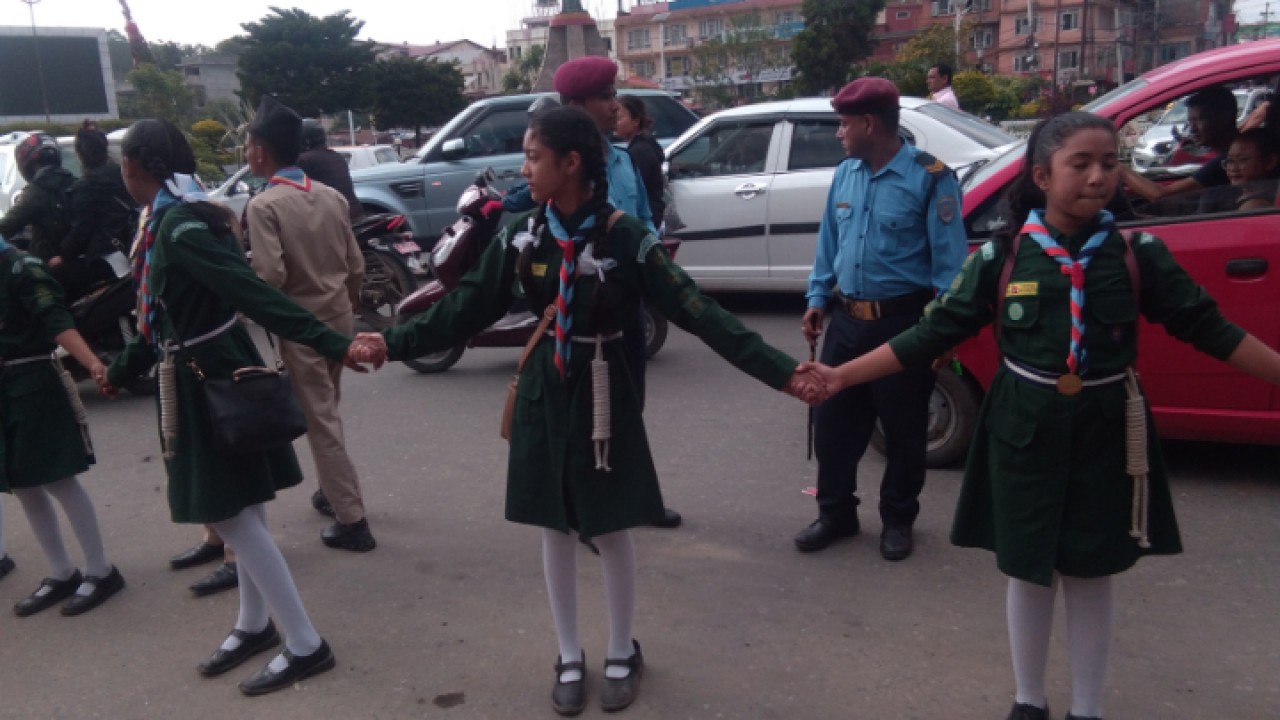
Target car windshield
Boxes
[1081,78,1149,113]
[912,103,1016,149]
[962,139,1024,192]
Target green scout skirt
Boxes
[1,361,93,492]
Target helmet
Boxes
[301,119,327,151]
[15,132,60,182]
[528,95,561,119]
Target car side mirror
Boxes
[442,138,466,160]
[234,181,250,196]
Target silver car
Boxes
[666,97,1017,292]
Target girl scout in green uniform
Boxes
[1,233,124,617]
[358,107,819,715]
[803,113,1280,720]
[106,120,367,697]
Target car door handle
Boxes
[1225,258,1268,278]
[733,183,767,199]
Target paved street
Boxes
[0,297,1276,720]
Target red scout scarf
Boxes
[544,203,598,379]
[1019,208,1116,392]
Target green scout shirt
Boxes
[383,206,798,538]
[0,248,91,491]
[888,220,1245,586]
[107,204,352,524]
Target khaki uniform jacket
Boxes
[0,248,90,491]
[107,205,351,524]
[889,222,1245,586]
[383,207,798,538]
[246,180,363,323]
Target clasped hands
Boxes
[345,332,388,371]
[784,362,845,406]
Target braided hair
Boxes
[997,111,1117,249]
[121,119,234,234]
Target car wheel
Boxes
[870,369,981,469]
[643,306,667,360]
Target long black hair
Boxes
[121,119,234,235]
[74,120,110,169]
[618,95,655,135]
[998,111,1117,247]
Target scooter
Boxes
[351,212,421,331]
[394,169,676,374]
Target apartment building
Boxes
[378,40,507,98]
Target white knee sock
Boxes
[543,529,582,683]
[219,558,270,652]
[594,530,637,679]
[43,477,112,589]
[12,486,76,583]
[1007,576,1058,709]
[211,503,321,669]
[1062,575,1113,718]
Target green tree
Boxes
[120,65,197,125]
[369,56,466,146]
[237,7,377,115]
[502,45,545,94]
[792,0,884,95]
[691,11,787,108]
[951,70,997,117]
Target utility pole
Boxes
[1051,0,1062,98]
[19,0,51,124]
[1260,3,1273,40]
[1079,0,1089,82]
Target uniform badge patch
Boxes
[980,241,995,260]
[1007,302,1024,322]
[531,263,547,278]
[936,195,956,224]
[1006,281,1038,297]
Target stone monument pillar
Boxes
[532,0,612,92]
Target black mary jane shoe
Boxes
[1005,702,1049,720]
[190,562,239,597]
[321,518,377,552]
[238,640,336,696]
[14,570,82,617]
[600,640,645,713]
[61,566,125,616]
[198,622,281,677]
[552,650,587,716]
[311,490,335,518]
[169,541,225,570]
[0,554,15,581]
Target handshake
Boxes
[343,332,389,372]
[784,362,839,406]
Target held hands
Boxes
[784,364,830,406]
[92,363,118,399]
[346,332,388,371]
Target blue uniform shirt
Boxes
[806,141,967,309]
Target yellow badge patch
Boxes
[1006,281,1039,297]
[531,263,547,278]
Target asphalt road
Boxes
[0,297,1276,720]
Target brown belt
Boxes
[835,290,933,321]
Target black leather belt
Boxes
[835,290,933,321]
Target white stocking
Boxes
[594,530,637,679]
[210,503,321,670]
[542,529,582,682]
[12,486,75,582]
[218,556,270,653]
[43,476,112,590]
[1007,576,1058,709]
[1062,575,1113,719]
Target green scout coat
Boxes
[889,220,1245,586]
[107,204,351,524]
[384,206,798,538]
[0,248,92,491]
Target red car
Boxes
[911,39,1280,467]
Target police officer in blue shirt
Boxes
[795,77,968,561]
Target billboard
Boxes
[0,27,118,123]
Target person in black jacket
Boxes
[296,120,363,222]
[49,123,136,300]
[616,96,666,227]
[0,133,76,262]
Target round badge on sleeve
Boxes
[1007,302,1024,322]
[937,195,957,224]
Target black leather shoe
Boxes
[198,622,281,677]
[311,490,335,518]
[880,524,914,562]
[169,541,224,570]
[600,640,644,712]
[321,518,377,552]
[61,566,125,616]
[649,507,682,529]
[551,650,587,716]
[14,571,82,617]
[190,562,238,597]
[0,554,14,581]
[238,640,336,696]
[1005,702,1049,720]
[794,516,860,552]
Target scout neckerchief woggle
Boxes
[1019,209,1115,395]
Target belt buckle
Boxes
[848,300,877,321]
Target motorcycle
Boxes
[351,212,421,332]
[57,268,156,396]
[394,169,676,374]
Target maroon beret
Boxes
[554,56,619,99]
[831,77,900,115]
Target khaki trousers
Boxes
[278,313,365,524]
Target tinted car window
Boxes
[669,121,774,178]
[787,119,844,171]
[635,95,698,142]
[461,108,530,158]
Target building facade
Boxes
[179,54,240,109]
[379,40,507,98]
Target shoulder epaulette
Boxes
[914,150,949,175]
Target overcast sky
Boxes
[18,0,625,50]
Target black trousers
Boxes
[814,306,935,528]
